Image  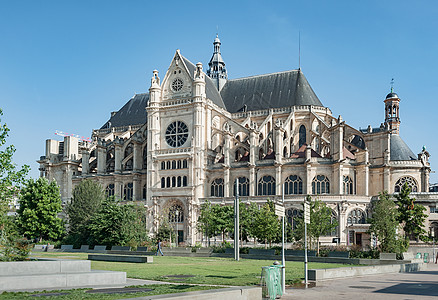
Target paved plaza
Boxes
[283,263,438,300]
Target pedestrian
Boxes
[156,239,164,256]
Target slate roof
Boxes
[181,56,226,109]
[390,135,417,161]
[220,70,323,113]
[100,93,149,129]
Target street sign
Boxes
[304,201,310,224]
[275,204,285,217]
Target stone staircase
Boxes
[0,259,126,291]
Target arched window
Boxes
[161,161,165,170]
[172,160,176,169]
[283,146,288,158]
[286,208,302,229]
[177,176,182,187]
[284,175,303,195]
[166,161,171,169]
[394,176,418,193]
[299,125,306,147]
[172,176,176,187]
[168,205,184,223]
[177,160,182,169]
[312,175,330,194]
[161,177,165,188]
[258,175,276,195]
[143,184,147,199]
[211,178,224,197]
[233,177,249,196]
[123,182,133,201]
[343,176,354,195]
[183,160,188,168]
[166,177,171,188]
[347,209,366,225]
[182,176,187,187]
[106,184,115,197]
[328,210,338,236]
[143,147,147,168]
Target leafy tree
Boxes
[212,204,234,243]
[197,200,216,245]
[396,183,428,242]
[253,199,280,247]
[156,217,175,244]
[240,201,259,244]
[294,196,337,254]
[0,108,29,242]
[368,191,405,253]
[65,179,105,245]
[16,178,64,241]
[87,197,148,247]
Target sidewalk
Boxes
[282,263,438,300]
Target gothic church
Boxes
[39,36,437,246]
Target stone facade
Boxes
[38,36,438,247]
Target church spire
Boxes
[207,34,227,91]
[384,82,401,135]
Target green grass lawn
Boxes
[31,252,350,286]
[0,284,215,300]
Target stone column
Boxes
[97,142,106,174]
[115,141,122,173]
[81,148,90,175]
[133,142,142,171]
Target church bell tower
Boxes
[207,34,228,91]
[384,88,401,135]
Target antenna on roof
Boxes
[298,31,301,70]
[390,78,394,92]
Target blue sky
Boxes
[1,0,437,183]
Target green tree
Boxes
[396,183,428,242]
[197,200,216,245]
[65,179,105,245]
[0,108,29,242]
[16,178,64,241]
[87,197,148,247]
[253,199,280,247]
[293,196,337,254]
[368,191,404,253]
[212,204,234,243]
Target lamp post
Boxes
[175,210,180,247]
[432,229,435,264]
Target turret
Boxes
[384,89,401,134]
[207,34,228,91]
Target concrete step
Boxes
[0,260,91,276]
[0,270,126,291]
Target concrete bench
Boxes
[61,245,74,251]
[93,245,107,253]
[328,251,350,258]
[88,254,153,263]
[225,248,235,254]
[248,249,276,256]
[136,246,148,252]
[285,250,317,257]
[33,244,54,251]
[380,253,397,260]
[402,252,414,260]
[79,245,89,252]
[110,245,131,251]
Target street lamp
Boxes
[175,210,180,247]
[431,228,435,264]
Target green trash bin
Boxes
[260,265,283,300]
[424,253,429,263]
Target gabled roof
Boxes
[390,135,417,161]
[100,93,149,129]
[180,56,226,109]
[220,69,323,113]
